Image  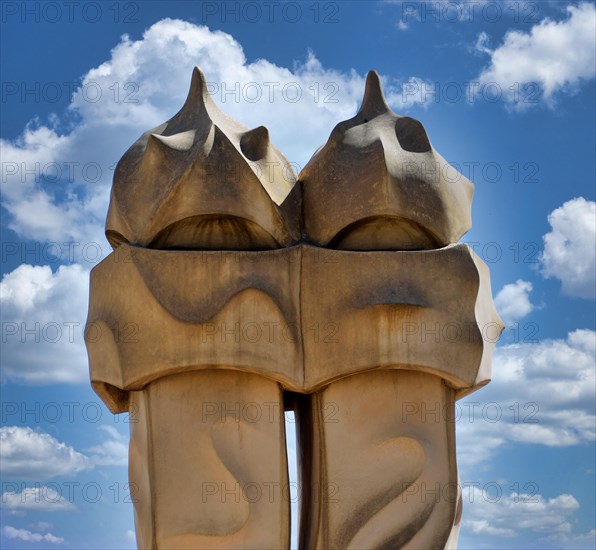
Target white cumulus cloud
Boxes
[2,525,64,544]
[1,487,76,514]
[0,122,109,246]
[0,427,91,479]
[494,279,535,325]
[457,329,596,469]
[540,197,596,299]
[86,426,129,467]
[0,263,90,384]
[476,2,596,106]
[463,488,581,540]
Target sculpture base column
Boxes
[129,370,290,549]
[295,370,459,550]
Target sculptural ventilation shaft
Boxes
[85,66,503,549]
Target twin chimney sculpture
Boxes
[85,67,502,549]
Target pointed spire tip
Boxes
[359,69,390,119]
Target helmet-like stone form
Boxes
[300,71,474,250]
[106,67,301,250]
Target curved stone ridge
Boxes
[300,71,474,250]
[106,66,301,251]
[86,243,501,414]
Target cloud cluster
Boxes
[540,197,596,299]
[463,488,582,540]
[494,279,535,325]
[0,123,109,246]
[477,2,596,106]
[0,427,91,479]
[0,425,130,483]
[457,329,596,469]
[1,487,76,514]
[85,426,129,467]
[0,263,90,384]
[2,525,64,544]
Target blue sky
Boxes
[1,1,595,548]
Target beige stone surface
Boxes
[86,243,501,413]
[106,66,300,251]
[293,370,458,549]
[129,370,289,549]
[301,244,500,398]
[300,71,474,250]
[85,65,502,548]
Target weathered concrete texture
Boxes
[106,67,300,251]
[86,65,502,549]
[86,243,500,414]
[294,370,458,549]
[129,370,289,549]
[300,71,474,251]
